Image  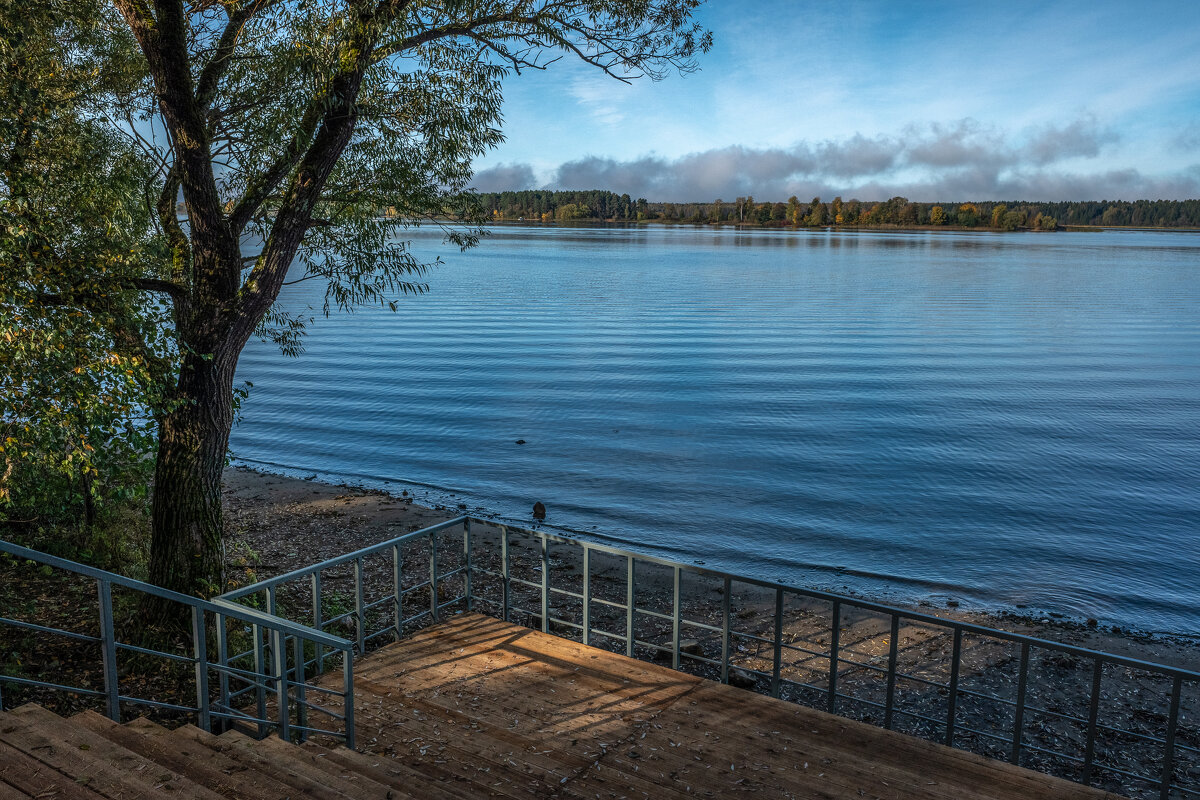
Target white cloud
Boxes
[471,116,1197,201]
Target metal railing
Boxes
[0,540,355,747]
[219,515,1199,800]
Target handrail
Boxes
[500,523,1200,682]
[1,538,356,749]
[1,540,349,649]
[217,516,469,601]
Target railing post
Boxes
[720,576,731,684]
[429,533,440,623]
[464,519,473,613]
[354,557,366,653]
[292,636,308,742]
[96,578,120,722]
[392,544,403,641]
[770,588,783,698]
[672,567,682,670]
[191,606,210,732]
[884,614,900,729]
[252,622,267,738]
[539,534,549,633]
[311,572,324,673]
[828,601,841,714]
[501,526,510,622]
[1011,641,1031,764]
[342,648,356,749]
[945,628,962,746]
[271,628,290,742]
[582,546,591,647]
[625,556,635,658]
[1082,659,1103,783]
[1161,674,1183,800]
[216,613,230,731]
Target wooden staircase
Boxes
[0,704,408,799]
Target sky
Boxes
[468,0,1200,202]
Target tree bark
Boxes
[147,348,236,603]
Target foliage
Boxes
[0,0,169,534]
[479,192,1199,230]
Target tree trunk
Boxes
[147,349,236,604]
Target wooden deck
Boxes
[326,613,1120,800]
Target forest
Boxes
[474,191,1200,230]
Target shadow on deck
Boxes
[322,613,1120,799]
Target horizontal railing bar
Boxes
[635,609,673,622]
[1019,742,1085,764]
[0,616,101,643]
[117,695,199,714]
[364,627,395,643]
[436,597,467,612]
[547,587,583,600]
[589,597,627,610]
[216,517,469,598]
[287,723,346,738]
[209,706,272,726]
[589,627,625,641]
[679,619,722,635]
[0,674,104,697]
[114,641,196,663]
[293,699,347,721]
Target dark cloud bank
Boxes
[471,118,1199,201]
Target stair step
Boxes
[227,730,403,799]
[0,704,214,799]
[171,725,354,800]
[0,737,107,799]
[71,711,308,800]
[297,741,473,800]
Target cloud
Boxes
[469,162,537,192]
[475,116,1196,201]
[1172,124,1200,152]
[1024,116,1119,165]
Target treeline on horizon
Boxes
[473,190,1200,230]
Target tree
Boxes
[1,0,169,538]
[929,205,946,225]
[991,204,1008,229]
[806,197,826,226]
[24,1,710,602]
[957,203,980,227]
[786,195,800,226]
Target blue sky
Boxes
[469,0,1200,201]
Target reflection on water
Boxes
[231,225,1200,633]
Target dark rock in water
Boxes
[532,501,546,520]
[946,599,960,608]
[515,439,526,444]
[728,669,757,690]
[1087,617,1099,627]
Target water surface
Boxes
[231,225,1200,634]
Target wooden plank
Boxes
[297,742,475,800]
[233,732,405,799]
[71,712,308,800]
[0,740,108,800]
[169,726,352,800]
[0,705,216,800]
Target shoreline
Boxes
[223,465,1200,671]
